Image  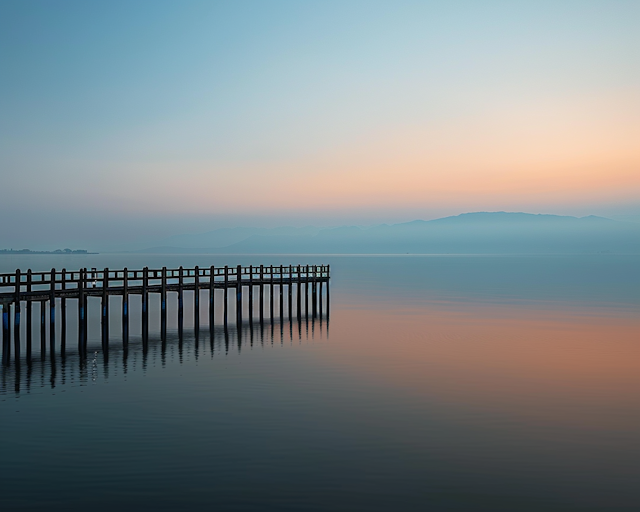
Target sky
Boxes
[1,0,639,249]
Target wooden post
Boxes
[288,265,293,319]
[102,268,109,347]
[236,264,242,324]
[78,269,85,354]
[161,267,167,337]
[224,266,229,327]
[326,265,330,320]
[142,267,148,341]
[312,265,317,318]
[61,269,66,354]
[178,266,184,335]
[209,265,215,329]
[305,265,309,318]
[269,265,274,322]
[279,265,284,320]
[297,265,302,319]
[194,266,199,330]
[123,268,129,345]
[49,268,55,354]
[259,265,264,323]
[249,265,253,321]
[14,269,21,361]
[26,269,32,360]
[319,278,323,319]
[83,268,88,351]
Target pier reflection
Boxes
[0,313,328,396]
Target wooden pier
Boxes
[1,264,330,364]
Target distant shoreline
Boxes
[0,249,98,255]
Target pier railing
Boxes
[0,264,329,298]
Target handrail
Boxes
[0,264,330,298]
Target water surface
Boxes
[1,255,639,511]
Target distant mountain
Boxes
[137,212,640,254]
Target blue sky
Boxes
[1,0,638,248]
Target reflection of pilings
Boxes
[14,362,20,393]
[41,300,47,357]
[289,311,293,341]
[2,316,326,396]
[2,303,10,365]
[326,276,330,321]
[249,311,254,347]
[49,352,56,388]
[260,317,264,346]
[161,329,167,366]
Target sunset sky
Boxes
[1,0,638,247]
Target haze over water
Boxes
[1,254,638,511]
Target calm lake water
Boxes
[1,254,639,511]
